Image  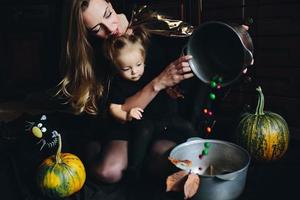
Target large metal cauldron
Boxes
[169,138,250,200]
[187,21,254,87]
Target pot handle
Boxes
[215,172,239,181]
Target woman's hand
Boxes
[241,24,255,65]
[153,55,194,92]
[241,25,249,30]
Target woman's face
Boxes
[83,0,124,39]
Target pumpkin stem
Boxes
[255,86,265,115]
[255,87,261,115]
[55,133,62,163]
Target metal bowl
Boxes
[187,21,254,87]
[169,138,251,200]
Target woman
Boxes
[58,0,194,185]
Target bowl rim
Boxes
[169,138,251,178]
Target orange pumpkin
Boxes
[36,134,86,198]
[236,86,289,161]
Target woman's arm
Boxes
[122,55,193,111]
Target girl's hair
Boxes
[104,26,149,68]
[57,0,109,115]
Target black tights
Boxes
[127,116,196,182]
[127,120,154,180]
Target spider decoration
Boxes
[25,114,60,151]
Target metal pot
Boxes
[169,138,250,200]
[187,21,254,87]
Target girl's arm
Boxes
[122,55,194,111]
[110,104,128,123]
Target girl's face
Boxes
[83,0,125,39]
[117,46,145,82]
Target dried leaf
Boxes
[168,157,192,168]
[184,173,200,199]
[166,170,189,192]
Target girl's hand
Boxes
[127,107,144,121]
[153,55,194,91]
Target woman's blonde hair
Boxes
[58,0,108,115]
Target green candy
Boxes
[204,142,211,148]
[202,148,209,155]
[210,81,217,88]
[209,93,216,100]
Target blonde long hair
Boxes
[58,0,108,115]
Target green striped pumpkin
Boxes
[36,134,86,198]
[236,86,289,161]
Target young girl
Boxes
[103,26,196,182]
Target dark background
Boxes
[0,0,299,139]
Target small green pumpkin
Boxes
[236,86,289,161]
[36,134,86,198]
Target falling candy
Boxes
[202,148,209,155]
[204,142,211,148]
[199,142,211,159]
[210,81,217,88]
[209,93,216,100]
[206,127,212,133]
[218,77,223,83]
[198,154,204,160]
